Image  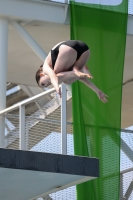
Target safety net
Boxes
[70,0,128,199]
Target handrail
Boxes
[0,87,56,115]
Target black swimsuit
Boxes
[51,40,89,69]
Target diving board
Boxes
[0,148,99,200]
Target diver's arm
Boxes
[80,78,108,103]
[57,71,79,84]
[43,61,60,96]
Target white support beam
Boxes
[0,0,132,34]
[11,21,47,61]
[0,0,68,24]
[0,18,8,147]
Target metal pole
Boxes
[19,105,25,150]
[124,180,133,199]
[0,19,8,147]
[11,21,47,61]
[121,139,133,162]
[120,167,133,174]
[120,174,124,200]
[61,84,67,154]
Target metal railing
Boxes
[0,84,71,154]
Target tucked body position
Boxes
[35,40,108,103]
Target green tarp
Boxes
[70,0,128,199]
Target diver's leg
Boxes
[53,45,77,74]
[80,65,93,78]
[73,49,93,78]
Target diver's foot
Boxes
[73,66,93,79]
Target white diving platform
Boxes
[0,148,99,200]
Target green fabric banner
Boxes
[70,1,128,199]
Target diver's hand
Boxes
[96,90,109,103]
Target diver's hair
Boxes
[35,64,43,86]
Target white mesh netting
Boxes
[120,129,133,200]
